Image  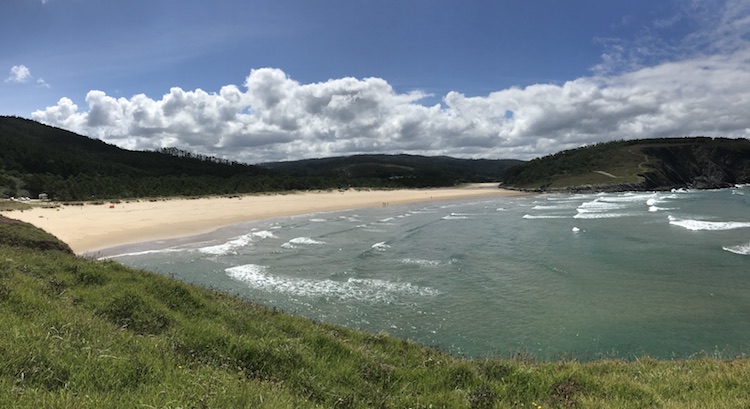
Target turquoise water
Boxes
[102,186,750,360]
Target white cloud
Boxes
[30,1,750,163]
[5,65,33,83]
[32,56,750,163]
[5,65,50,88]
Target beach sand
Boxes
[1,184,527,254]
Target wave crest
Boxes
[668,215,750,231]
[282,237,326,248]
[723,243,750,255]
[198,233,254,255]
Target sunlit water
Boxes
[100,186,750,360]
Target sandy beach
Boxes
[1,184,527,254]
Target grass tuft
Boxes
[101,293,171,335]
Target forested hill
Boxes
[0,116,275,200]
[502,137,750,192]
[0,116,520,200]
[260,155,523,186]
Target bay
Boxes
[104,186,750,360]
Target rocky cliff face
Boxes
[639,143,750,190]
[505,137,750,193]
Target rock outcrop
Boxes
[639,143,750,190]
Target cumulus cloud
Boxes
[31,1,750,163]
[5,65,33,83]
[33,56,750,163]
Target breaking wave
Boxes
[99,247,183,260]
[371,241,390,251]
[251,230,277,239]
[668,215,750,231]
[399,258,442,268]
[198,233,254,255]
[574,212,630,219]
[281,237,326,248]
[523,214,569,219]
[723,243,750,255]
[442,213,470,220]
[532,204,574,210]
[225,264,439,302]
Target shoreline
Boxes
[1,184,529,255]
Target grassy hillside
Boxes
[502,137,750,191]
[1,216,749,408]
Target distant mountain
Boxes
[0,116,521,200]
[260,154,524,187]
[502,137,750,192]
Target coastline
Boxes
[0,184,529,255]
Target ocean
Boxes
[102,186,750,360]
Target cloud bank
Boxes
[31,1,750,163]
[32,55,750,163]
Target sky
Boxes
[2,0,750,163]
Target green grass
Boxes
[1,215,749,408]
[502,137,750,191]
[0,200,36,212]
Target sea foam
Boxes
[574,212,630,219]
[598,193,656,203]
[98,247,183,260]
[252,230,277,239]
[400,258,442,268]
[723,243,750,255]
[668,215,750,231]
[198,233,254,255]
[371,241,390,251]
[225,264,439,302]
[281,237,326,248]
[577,198,626,212]
[532,204,574,210]
[442,213,470,220]
[523,214,569,219]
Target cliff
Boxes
[502,137,750,192]
[639,142,750,190]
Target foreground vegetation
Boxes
[1,215,748,408]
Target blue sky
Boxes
[2,0,750,162]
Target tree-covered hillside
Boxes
[0,116,275,200]
[0,116,519,200]
[261,154,523,187]
[502,137,750,191]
